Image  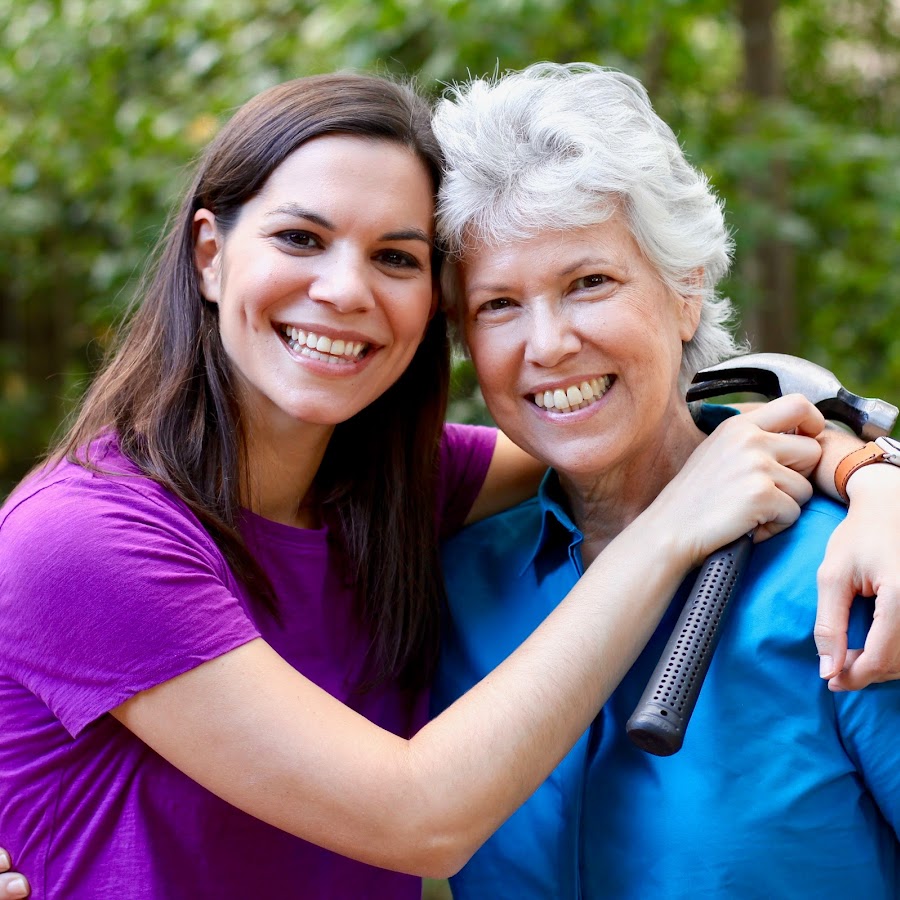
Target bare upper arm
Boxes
[464,431,545,524]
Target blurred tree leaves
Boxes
[2,0,899,494]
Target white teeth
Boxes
[534,376,611,413]
[280,325,368,363]
[553,389,569,410]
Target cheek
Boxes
[394,284,436,336]
[469,341,518,410]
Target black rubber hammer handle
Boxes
[625,533,753,756]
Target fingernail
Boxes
[0,850,9,868]
[7,877,27,898]
[819,655,833,678]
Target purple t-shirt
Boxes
[0,423,496,899]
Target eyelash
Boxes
[277,230,320,250]
[575,274,609,290]
[275,232,423,270]
[376,249,423,270]
[477,298,514,314]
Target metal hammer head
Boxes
[687,352,899,440]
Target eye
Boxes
[276,230,321,250]
[477,297,514,313]
[573,273,609,290]
[375,249,424,270]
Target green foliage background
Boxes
[2,0,899,497]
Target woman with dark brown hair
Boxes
[0,72,848,898]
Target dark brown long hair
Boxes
[52,74,450,690]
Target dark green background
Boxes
[3,0,899,498]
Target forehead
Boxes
[460,214,641,290]
[252,134,435,226]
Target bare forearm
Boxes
[407,517,687,872]
[115,398,822,877]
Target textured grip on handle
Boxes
[626,534,753,756]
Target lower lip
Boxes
[529,381,614,421]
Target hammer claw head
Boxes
[688,352,898,439]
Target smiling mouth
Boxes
[279,325,371,364]
[532,376,613,413]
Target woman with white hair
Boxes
[432,62,900,898]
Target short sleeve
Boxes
[0,471,260,736]
[437,423,498,539]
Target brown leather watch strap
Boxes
[834,441,885,502]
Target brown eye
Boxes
[480,298,513,312]
[574,274,609,290]
[278,231,320,249]
[376,249,422,270]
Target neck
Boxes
[241,412,335,529]
[562,406,706,567]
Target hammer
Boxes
[625,352,899,757]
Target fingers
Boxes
[815,554,854,680]
[826,582,900,691]
[763,431,822,480]
[815,479,900,690]
[0,850,30,900]
[0,876,30,900]
[663,399,826,563]
[738,393,826,440]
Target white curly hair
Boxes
[433,62,743,385]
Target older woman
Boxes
[431,64,900,898]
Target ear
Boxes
[678,268,704,342]
[193,209,222,304]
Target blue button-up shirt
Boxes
[434,420,900,898]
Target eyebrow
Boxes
[265,203,432,246]
[559,256,608,276]
[468,254,618,295]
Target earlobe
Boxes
[193,209,222,304]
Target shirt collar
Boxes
[517,403,738,577]
[520,468,583,576]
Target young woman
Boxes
[0,72,885,899]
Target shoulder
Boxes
[731,493,845,640]
[436,423,500,536]
[440,422,498,469]
[753,493,844,568]
[442,496,543,585]
[0,446,227,583]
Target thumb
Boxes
[815,561,852,680]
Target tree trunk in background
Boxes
[737,0,797,352]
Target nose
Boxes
[524,304,582,368]
[307,249,376,314]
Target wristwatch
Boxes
[834,436,900,502]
